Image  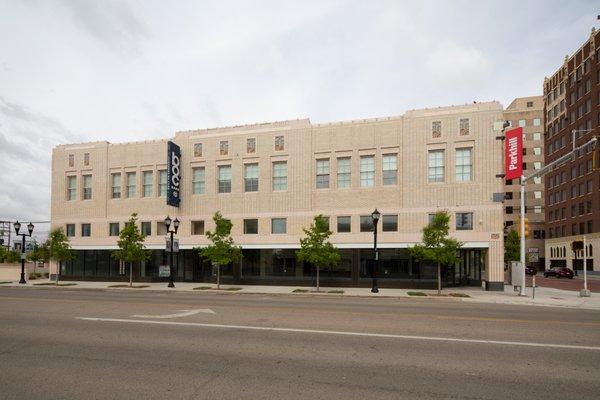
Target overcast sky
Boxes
[0,0,597,239]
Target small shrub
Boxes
[449,293,470,298]
[193,286,213,290]
[28,273,37,280]
[33,282,77,286]
[224,287,242,291]
[292,288,309,293]
[0,281,11,284]
[108,284,149,288]
[44,273,49,278]
[407,291,427,296]
[35,273,43,278]
[327,290,344,294]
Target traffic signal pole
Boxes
[518,134,597,297]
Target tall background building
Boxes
[543,27,600,272]
[503,96,545,270]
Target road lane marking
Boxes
[76,317,600,351]
[131,309,215,318]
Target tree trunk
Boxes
[316,265,320,292]
[55,260,60,286]
[129,262,133,287]
[437,262,441,295]
[217,264,220,290]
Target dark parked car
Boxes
[543,267,574,279]
[525,266,537,276]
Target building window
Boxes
[533,132,541,141]
[157,222,167,236]
[274,135,285,151]
[82,175,92,200]
[337,216,351,233]
[533,147,541,156]
[191,221,204,235]
[219,141,229,156]
[518,119,526,127]
[84,153,90,166]
[81,223,91,237]
[527,101,533,108]
[337,157,351,188]
[534,191,542,199]
[111,173,121,199]
[459,118,469,135]
[360,155,375,187]
[194,143,203,157]
[66,176,77,200]
[533,176,541,184]
[66,224,75,237]
[432,121,442,138]
[141,222,151,236]
[126,172,136,198]
[218,165,232,193]
[247,138,256,154]
[272,162,287,191]
[382,154,397,185]
[428,150,444,182]
[244,219,258,234]
[428,213,436,225]
[533,118,541,126]
[360,216,374,232]
[455,148,472,182]
[271,218,286,234]
[159,170,167,197]
[534,162,542,170]
[316,159,330,188]
[587,221,593,234]
[456,213,473,230]
[109,223,119,236]
[68,154,74,167]
[534,205,542,213]
[244,163,259,192]
[142,171,153,197]
[382,215,398,232]
[191,167,205,195]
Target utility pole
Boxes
[518,133,597,297]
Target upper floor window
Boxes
[316,159,330,189]
[455,148,472,182]
[111,173,121,199]
[245,163,259,192]
[82,175,92,200]
[158,170,167,197]
[382,215,398,232]
[67,176,77,200]
[192,167,205,194]
[360,216,374,232]
[126,172,136,198]
[428,150,444,182]
[141,222,151,236]
[218,165,232,193]
[247,138,256,154]
[219,141,229,156]
[518,119,526,127]
[68,154,74,167]
[84,153,90,166]
[526,101,534,108]
[274,136,285,151]
[142,171,153,197]
[194,143,203,157]
[533,118,541,126]
[382,154,397,185]
[272,161,287,191]
[337,157,351,188]
[66,224,75,237]
[360,155,375,187]
[271,218,286,234]
[533,132,541,141]
[244,219,258,234]
[459,118,469,135]
[109,223,119,236]
[456,212,473,230]
[432,121,442,138]
[337,216,351,233]
[81,223,91,237]
[191,221,204,235]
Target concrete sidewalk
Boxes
[1,279,599,311]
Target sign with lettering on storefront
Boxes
[159,265,171,277]
[167,141,181,207]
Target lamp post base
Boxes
[19,274,26,284]
[168,281,175,288]
[580,289,591,297]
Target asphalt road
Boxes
[526,274,600,291]
[1,288,599,400]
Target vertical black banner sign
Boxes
[167,141,181,207]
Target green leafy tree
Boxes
[0,245,7,263]
[6,249,21,263]
[48,228,75,284]
[28,241,50,271]
[112,213,151,287]
[196,212,241,289]
[504,230,520,263]
[297,215,341,292]
[410,210,462,295]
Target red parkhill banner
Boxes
[505,127,523,180]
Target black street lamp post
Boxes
[164,216,180,288]
[14,221,34,284]
[371,209,380,293]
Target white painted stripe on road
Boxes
[76,317,600,351]
[131,309,215,319]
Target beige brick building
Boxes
[503,96,546,270]
[50,101,506,290]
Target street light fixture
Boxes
[371,209,380,293]
[13,221,34,284]
[164,216,179,288]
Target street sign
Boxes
[165,237,179,252]
[528,247,539,263]
[159,265,171,277]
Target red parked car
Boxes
[543,267,574,279]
